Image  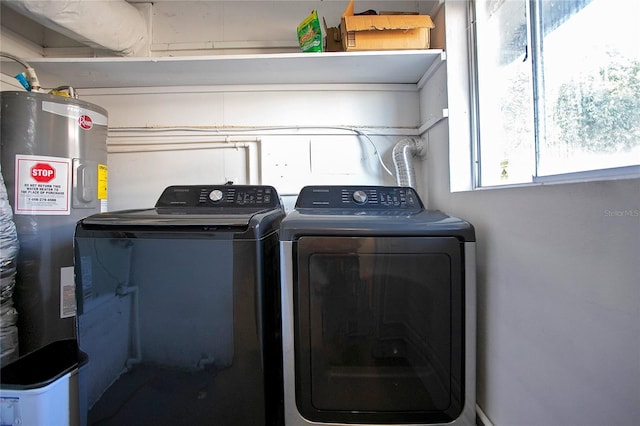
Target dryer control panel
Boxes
[155,185,279,209]
[295,186,423,212]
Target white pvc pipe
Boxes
[108,141,262,185]
[4,0,148,56]
[119,286,141,369]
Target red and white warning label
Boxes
[15,154,72,215]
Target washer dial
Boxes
[352,190,368,205]
[209,189,224,202]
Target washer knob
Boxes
[209,189,224,202]
[352,190,368,205]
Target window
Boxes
[472,0,640,187]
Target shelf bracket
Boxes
[418,108,448,135]
[417,51,446,89]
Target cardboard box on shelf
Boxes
[340,0,435,51]
[323,17,343,52]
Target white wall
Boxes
[80,85,419,210]
[425,122,640,425]
[420,3,640,425]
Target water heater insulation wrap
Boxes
[0,91,108,356]
[0,172,20,367]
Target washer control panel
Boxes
[295,186,423,212]
[155,185,279,209]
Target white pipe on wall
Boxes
[4,0,149,56]
[108,140,262,185]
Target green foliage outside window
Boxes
[554,54,640,153]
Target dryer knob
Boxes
[352,190,368,205]
[209,189,224,202]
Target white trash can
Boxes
[0,339,86,426]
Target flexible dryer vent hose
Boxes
[392,138,422,189]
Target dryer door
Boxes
[294,236,464,424]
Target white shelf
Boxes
[21,50,444,89]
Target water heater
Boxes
[0,91,108,356]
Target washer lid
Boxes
[80,185,282,227]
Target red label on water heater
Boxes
[78,114,93,130]
[30,163,56,182]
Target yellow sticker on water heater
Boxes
[98,164,108,200]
